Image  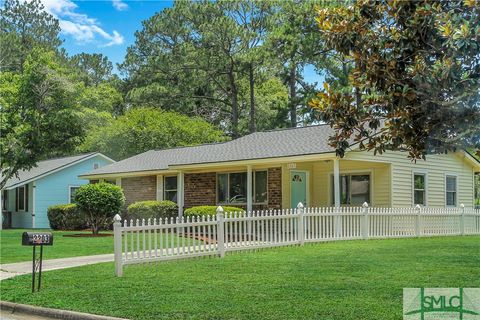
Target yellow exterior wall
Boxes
[345,150,476,208]
[282,160,391,208]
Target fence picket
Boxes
[114,204,480,276]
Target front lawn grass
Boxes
[0,229,114,264]
[1,236,479,319]
[1,229,202,264]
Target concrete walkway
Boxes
[0,254,113,281]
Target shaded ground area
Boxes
[1,236,479,320]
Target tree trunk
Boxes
[228,68,239,138]
[249,62,256,133]
[355,86,362,108]
[92,225,99,235]
[289,64,297,127]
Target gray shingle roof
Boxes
[83,125,341,177]
[3,153,106,189]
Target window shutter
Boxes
[15,188,18,212]
[25,184,29,212]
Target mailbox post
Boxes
[22,232,53,293]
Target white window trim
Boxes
[412,170,428,207]
[445,173,458,208]
[216,170,269,205]
[17,185,26,212]
[329,170,373,207]
[156,175,163,201]
[68,185,81,204]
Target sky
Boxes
[38,0,322,84]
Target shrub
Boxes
[47,204,86,230]
[74,182,125,234]
[184,205,244,217]
[127,200,178,221]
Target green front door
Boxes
[290,171,307,208]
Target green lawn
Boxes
[0,229,114,264]
[1,236,478,319]
[1,229,202,264]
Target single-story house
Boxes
[1,153,114,229]
[80,125,480,215]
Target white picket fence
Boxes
[113,203,480,276]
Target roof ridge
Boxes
[259,123,329,134]
[151,124,330,152]
[152,140,231,152]
[36,152,97,163]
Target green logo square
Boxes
[404,288,480,320]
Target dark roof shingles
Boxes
[85,125,337,176]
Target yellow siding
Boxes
[345,150,476,208]
[282,160,390,208]
[311,160,391,207]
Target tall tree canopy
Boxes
[0,49,84,188]
[0,0,125,187]
[70,53,114,86]
[121,0,305,137]
[0,0,62,72]
[79,108,228,160]
[265,0,326,127]
[311,0,480,159]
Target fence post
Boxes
[113,214,123,277]
[460,203,465,235]
[297,202,305,246]
[216,206,225,258]
[335,207,343,239]
[414,204,421,237]
[362,202,369,239]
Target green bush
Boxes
[127,200,178,221]
[184,205,244,217]
[47,204,86,230]
[75,182,125,234]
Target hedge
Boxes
[127,200,178,221]
[47,204,86,230]
[184,205,244,217]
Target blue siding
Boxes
[9,155,112,229]
[6,184,34,228]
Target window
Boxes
[446,175,457,206]
[229,172,247,203]
[17,185,26,211]
[254,171,268,203]
[164,176,178,202]
[413,173,426,206]
[2,190,7,211]
[332,174,370,206]
[69,186,81,203]
[93,163,99,169]
[217,170,268,204]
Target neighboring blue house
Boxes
[1,153,114,229]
